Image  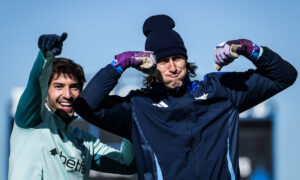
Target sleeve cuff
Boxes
[120,138,135,166]
[249,43,263,61]
[110,59,123,74]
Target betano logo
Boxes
[50,148,86,174]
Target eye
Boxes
[54,84,63,89]
[157,57,169,64]
[70,84,80,91]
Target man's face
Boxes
[46,73,80,120]
[156,55,187,89]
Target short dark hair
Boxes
[49,58,86,91]
[143,61,197,88]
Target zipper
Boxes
[182,96,200,178]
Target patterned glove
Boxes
[214,39,261,71]
[112,51,156,73]
[38,32,67,57]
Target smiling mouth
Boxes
[58,102,73,111]
[59,102,72,106]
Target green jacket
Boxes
[9,51,135,180]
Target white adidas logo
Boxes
[152,100,168,108]
[195,93,208,100]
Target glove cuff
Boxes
[249,43,261,61]
[111,59,124,74]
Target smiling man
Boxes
[46,58,83,121]
[8,33,136,180]
[74,15,297,180]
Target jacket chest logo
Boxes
[152,100,168,108]
[49,148,86,174]
[195,93,208,100]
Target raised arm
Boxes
[74,51,154,139]
[214,39,297,112]
[14,33,67,128]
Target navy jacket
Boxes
[74,47,297,180]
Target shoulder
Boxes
[202,71,255,82]
[201,70,257,91]
[193,72,227,87]
[126,88,148,98]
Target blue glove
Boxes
[38,32,67,57]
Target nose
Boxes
[168,58,176,72]
[62,87,72,99]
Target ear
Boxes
[45,95,49,104]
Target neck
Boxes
[55,109,75,124]
[152,76,191,97]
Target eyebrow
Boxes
[51,82,79,86]
[172,55,185,59]
[52,83,64,86]
[157,57,169,62]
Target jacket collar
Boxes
[45,104,78,129]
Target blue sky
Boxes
[1,1,299,179]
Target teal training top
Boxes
[9,51,135,180]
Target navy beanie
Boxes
[143,15,188,61]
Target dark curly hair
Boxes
[49,58,86,91]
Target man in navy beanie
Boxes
[74,14,297,179]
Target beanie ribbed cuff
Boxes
[155,47,187,61]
